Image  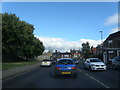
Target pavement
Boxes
[2,63,41,80]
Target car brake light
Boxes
[72,67,76,69]
[56,67,60,70]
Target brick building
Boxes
[102,31,120,63]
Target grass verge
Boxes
[2,61,40,70]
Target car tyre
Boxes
[84,64,86,69]
[89,66,92,70]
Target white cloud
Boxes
[104,13,118,26]
[35,35,101,52]
[110,27,120,34]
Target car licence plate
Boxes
[62,72,71,74]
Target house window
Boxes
[108,40,113,48]
[108,40,113,43]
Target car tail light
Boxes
[56,67,60,70]
[72,67,76,69]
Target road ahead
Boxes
[3,59,120,88]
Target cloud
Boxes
[104,13,118,26]
[110,27,120,34]
[35,35,101,52]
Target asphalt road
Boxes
[2,59,120,88]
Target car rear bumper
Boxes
[41,63,51,66]
[54,69,78,75]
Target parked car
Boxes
[72,59,80,64]
[112,56,120,70]
[50,59,56,64]
[84,58,107,71]
[53,58,78,77]
[41,59,52,67]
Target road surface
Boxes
[2,59,120,88]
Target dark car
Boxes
[50,59,56,64]
[53,58,78,78]
[72,59,80,64]
[112,56,120,70]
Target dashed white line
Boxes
[77,68,110,88]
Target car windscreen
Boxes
[73,59,78,61]
[43,60,50,61]
[58,60,74,64]
[116,57,120,61]
[90,59,102,62]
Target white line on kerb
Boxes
[77,68,110,88]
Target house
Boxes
[52,50,61,60]
[60,52,71,58]
[52,49,81,59]
[102,31,120,64]
[90,47,97,54]
[70,49,81,59]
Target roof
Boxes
[104,31,120,43]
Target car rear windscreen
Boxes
[58,60,74,64]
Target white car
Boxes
[84,58,107,71]
[41,59,52,67]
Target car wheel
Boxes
[89,66,92,70]
[84,64,86,69]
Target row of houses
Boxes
[52,49,81,59]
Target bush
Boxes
[88,54,103,60]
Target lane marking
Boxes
[77,68,110,88]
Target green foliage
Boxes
[81,42,90,59]
[88,54,103,60]
[2,13,45,62]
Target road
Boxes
[2,59,120,88]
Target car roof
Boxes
[88,58,99,59]
[58,58,73,61]
[113,56,120,59]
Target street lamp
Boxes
[100,31,103,44]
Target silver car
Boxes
[112,56,120,70]
[41,59,52,67]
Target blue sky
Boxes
[2,2,119,51]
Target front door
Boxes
[103,52,107,64]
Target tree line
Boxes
[2,13,45,61]
[81,42,102,59]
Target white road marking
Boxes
[77,68,110,88]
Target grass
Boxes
[2,60,40,70]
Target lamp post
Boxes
[99,30,104,62]
[100,31,103,44]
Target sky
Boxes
[2,1,119,52]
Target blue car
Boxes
[54,58,78,77]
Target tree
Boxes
[2,13,45,61]
[81,42,90,59]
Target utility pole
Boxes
[100,31,103,44]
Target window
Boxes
[90,59,102,62]
[58,60,74,64]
